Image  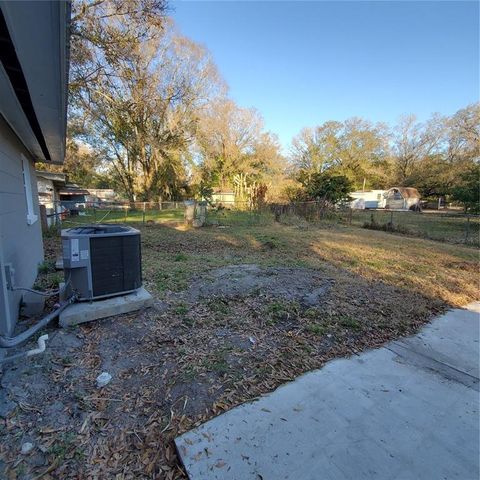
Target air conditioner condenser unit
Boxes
[61,224,142,301]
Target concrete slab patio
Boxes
[175,302,480,480]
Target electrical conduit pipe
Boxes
[0,295,76,349]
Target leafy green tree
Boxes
[191,167,217,203]
[36,135,113,189]
[450,164,480,213]
[298,171,353,204]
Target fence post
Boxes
[93,206,97,223]
[184,200,195,225]
[464,214,470,244]
[39,204,48,232]
[143,202,146,225]
[55,202,62,225]
[124,205,128,223]
[390,210,394,229]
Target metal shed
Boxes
[384,187,421,210]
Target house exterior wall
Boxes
[37,176,55,207]
[212,192,236,204]
[0,115,43,335]
[37,176,61,226]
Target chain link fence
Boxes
[42,199,479,247]
[43,199,274,228]
[270,202,479,247]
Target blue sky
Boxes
[172,1,479,148]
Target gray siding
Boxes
[0,115,43,335]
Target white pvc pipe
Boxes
[0,334,50,364]
[26,334,49,356]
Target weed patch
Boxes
[174,303,189,315]
[337,315,362,330]
[207,297,230,316]
[306,323,327,335]
[265,300,300,324]
[47,432,80,463]
[202,348,232,374]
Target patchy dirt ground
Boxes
[180,264,333,305]
[0,219,477,479]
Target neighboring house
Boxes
[212,190,236,206]
[59,185,90,212]
[36,171,67,226]
[384,187,421,211]
[87,188,118,202]
[0,2,70,336]
[350,190,386,209]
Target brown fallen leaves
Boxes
[2,221,477,479]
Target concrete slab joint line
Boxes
[386,342,480,391]
[175,302,480,480]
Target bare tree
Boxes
[289,119,390,190]
[391,114,445,184]
[70,1,224,200]
[444,103,480,164]
[290,122,343,173]
[70,0,167,93]
[196,99,262,186]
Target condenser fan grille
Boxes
[90,236,142,297]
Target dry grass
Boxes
[0,217,478,479]
[139,219,478,307]
[303,227,478,306]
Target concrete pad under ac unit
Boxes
[59,287,153,327]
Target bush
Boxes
[297,170,353,204]
[450,164,480,213]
